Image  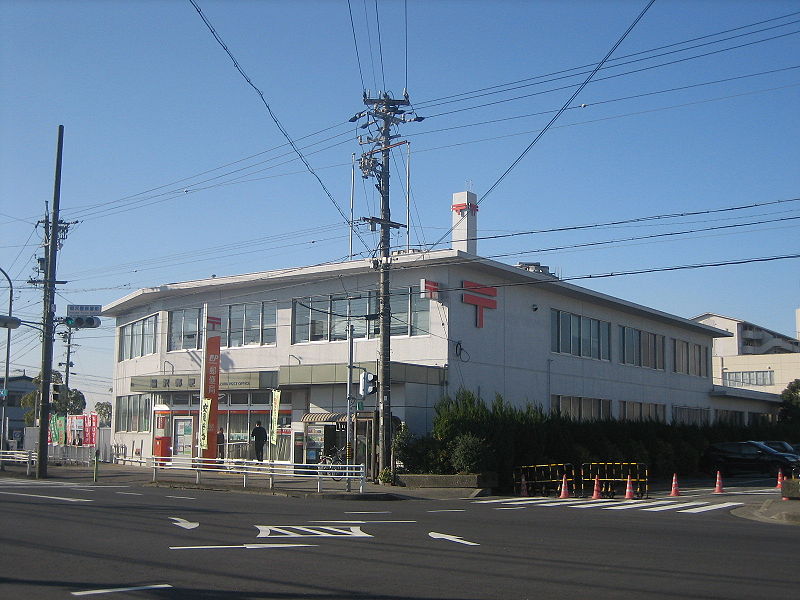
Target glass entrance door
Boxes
[172,417,194,457]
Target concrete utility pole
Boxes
[36,125,65,478]
[1,267,12,461]
[355,92,421,476]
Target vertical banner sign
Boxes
[85,413,98,446]
[200,312,222,459]
[270,389,281,445]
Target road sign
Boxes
[66,304,102,318]
[0,388,7,398]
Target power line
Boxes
[347,0,366,92]
[374,0,386,91]
[188,0,368,252]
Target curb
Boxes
[732,498,800,526]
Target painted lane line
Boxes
[343,510,390,515]
[72,584,173,596]
[171,543,316,550]
[602,500,678,511]
[169,517,199,529]
[165,495,196,500]
[677,502,743,514]
[640,501,708,512]
[115,492,143,496]
[427,509,467,513]
[0,491,93,503]
[535,499,598,507]
[428,532,479,546]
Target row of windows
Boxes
[673,339,709,377]
[618,400,666,422]
[292,286,429,343]
[115,394,152,433]
[552,396,612,421]
[619,326,665,370]
[119,315,158,360]
[550,310,611,360]
[722,370,774,387]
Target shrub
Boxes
[449,433,489,474]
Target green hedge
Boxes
[393,389,800,490]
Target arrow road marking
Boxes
[428,532,479,546]
[169,517,199,529]
[170,544,316,550]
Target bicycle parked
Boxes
[318,446,347,481]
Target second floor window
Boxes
[225,302,277,347]
[118,314,158,361]
[168,308,202,351]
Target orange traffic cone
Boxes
[624,474,635,499]
[669,473,680,497]
[592,475,602,500]
[775,469,783,490]
[713,470,725,494]
[559,474,570,499]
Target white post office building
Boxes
[105,192,781,472]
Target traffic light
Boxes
[64,316,101,328]
[50,382,62,405]
[359,372,377,396]
[0,315,21,329]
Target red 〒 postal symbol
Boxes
[462,280,497,328]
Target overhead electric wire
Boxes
[374,0,387,91]
[347,0,366,92]
[188,0,369,252]
[428,0,657,253]
[415,12,800,107]
[424,30,800,119]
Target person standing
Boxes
[216,427,226,460]
[251,420,267,461]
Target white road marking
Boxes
[602,500,678,511]
[256,525,371,538]
[472,497,521,504]
[115,492,143,496]
[169,517,199,529]
[345,511,391,514]
[165,495,196,500]
[502,498,561,505]
[568,499,618,508]
[677,502,743,513]
[0,490,93,502]
[641,501,709,512]
[494,506,527,510]
[535,499,596,507]
[170,543,315,550]
[71,584,173,595]
[427,509,466,513]
[428,531,479,546]
[308,520,416,524]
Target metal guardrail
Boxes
[150,456,367,493]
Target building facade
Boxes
[105,193,784,467]
[693,310,800,404]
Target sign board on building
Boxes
[66,305,102,318]
[130,372,260,392]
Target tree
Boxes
[18,371,86,425]
[778,379,800,423]
[95,401,112,427]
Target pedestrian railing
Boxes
[150,456,367,493]
[0,450,37,475]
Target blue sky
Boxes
[1,0,799,407]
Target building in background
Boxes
[3,374,36,447]
[693,310,800,411]
[104,192,784,469]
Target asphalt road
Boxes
[0,475,795,599]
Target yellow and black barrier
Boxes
[580,462,649,499]
[513,463,576,497]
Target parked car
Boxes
[701,441,800,476]
[756,440,797,454]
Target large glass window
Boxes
[292,288,429,344]
[620,326,664,370]
[168,309,202,351]
[113,394,152,432]
[673,339,707,377]
[722,370,774,387]
[225,303,267,347]
[551,395,611,421]
[550,309,611,361]
[118,314,158,361]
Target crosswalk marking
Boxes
[568,499,617,508]
[602,500,678,510]
[641,501,708,512]
[677,502,743,513]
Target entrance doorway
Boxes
[172,417,194,457]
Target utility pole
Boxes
[354,92,422,476]
[36,125,65,478]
